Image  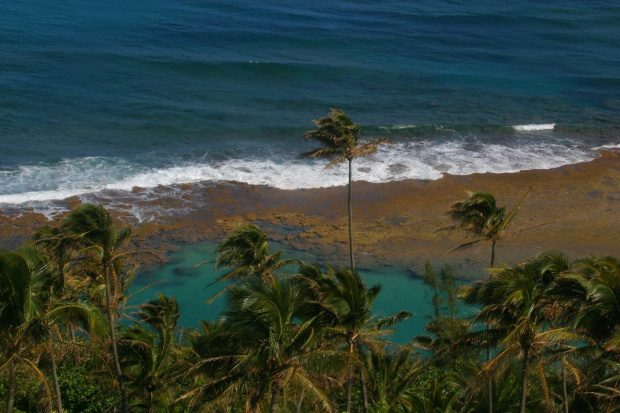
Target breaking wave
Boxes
[0,140,598,210]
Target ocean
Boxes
[2,0,619,339]
[1,0,619,217]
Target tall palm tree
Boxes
[302,109,391,271]
[529,250,575,413]
[60,203,135,413]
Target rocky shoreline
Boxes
[1,151,618,279]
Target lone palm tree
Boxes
[447,191,523,267]
[302,109,391,271]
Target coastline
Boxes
[1,151,618,279]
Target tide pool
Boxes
[131,240,441,344]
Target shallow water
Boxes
[131,240,438,344]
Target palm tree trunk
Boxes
[295,388,305,413]
[7,359,16,413]
[487,348,493,413]
[487,239,496,413]
[348,158,355,272]
[346,358,354,413]
[49,340,64,413]
[360,368,369,413]
[519,346,530,413]
[270,383,281,413]
[562,360,569,413]
[104,263,129,413]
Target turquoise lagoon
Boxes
[131,241,445,345]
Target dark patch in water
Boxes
[173,266,201,278]
[406,268,421,279]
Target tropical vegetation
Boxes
[1,191,619,412]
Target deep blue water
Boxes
[1,0,619,212]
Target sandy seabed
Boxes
[1,151,618,280]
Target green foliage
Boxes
[2,202,620,412]
[421,261,460,323]
[421,260,441,321]
[57,363,117,413]
[302,108,390,167]
[447,191,524,266]
[0,365,46,413]
[440,264,458,320]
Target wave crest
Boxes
[513,123,555,131]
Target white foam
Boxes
[379,124,417,130]
[593,143,620,150]
[513,123,555,131]
[0,140,600,212]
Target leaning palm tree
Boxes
[446,191,524,413]
[446,191,524,267]
[60,203,134,413]
[302,109,391,271]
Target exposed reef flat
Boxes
[1,152,618,279]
